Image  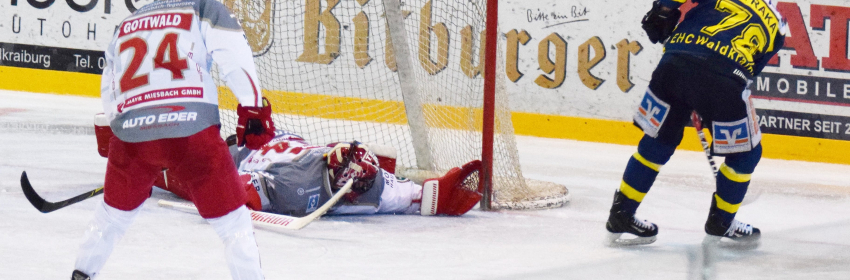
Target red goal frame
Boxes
[480,0,498,210]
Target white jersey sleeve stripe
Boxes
[243,68,260,106]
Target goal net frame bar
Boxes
[383,0,498,210]
[480,0,498,211]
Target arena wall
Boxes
[1,0,848,164]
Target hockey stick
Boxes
[20,171,104,213]
[690,112,719,176]
[158,178,354,230]
[690,112,761,206]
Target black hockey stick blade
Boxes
[20,171,104,213]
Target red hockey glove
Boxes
[236,97,275,150]
[327,141,380,202]
[420,160,482,216]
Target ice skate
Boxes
[703,195,760,249]
[606,191,658,246]
[71,270,90,280]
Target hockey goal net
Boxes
[215,0,569,210]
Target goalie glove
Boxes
[420,160,483,216]
[641,0,681,44]
[327,141,380,201]
[236,97,275,150]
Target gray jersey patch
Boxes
[256,146,385,217]
[261,148,332,217]
[110,102,220,142]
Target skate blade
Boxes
[702,235,760,250]
[606,232,657,247]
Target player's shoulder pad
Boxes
[196,0,242,31]
[133,0,195,16]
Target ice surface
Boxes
[1,90,849,279]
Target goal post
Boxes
[217,0,570,210]
[480,0,498,210]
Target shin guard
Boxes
[74,201,141,278]
[206,206,264,280]
[714,144,762,223]
[618,135,677,214]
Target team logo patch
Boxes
[634,90,670,138]
[712,119,752,154]
[306,194,320,213]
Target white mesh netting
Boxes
[216,0,569,209]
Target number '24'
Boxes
[119,33,190,93]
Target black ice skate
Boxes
[703,194,760,249]
[606,190,658,246]
[71,270,91,280]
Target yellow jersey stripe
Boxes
[719,163,751,183]
[715,193,741,214]
[633,152,663,172]
[619,181,647,203]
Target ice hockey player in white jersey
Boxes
[154,130,484,218]
[75,0,274,279]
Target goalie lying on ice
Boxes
[153,130,483,217]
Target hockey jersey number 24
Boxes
[100,0,263,143]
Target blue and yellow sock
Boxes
[619,135,677,214]
[713,144,762,223]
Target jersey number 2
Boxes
[119,33,189,93]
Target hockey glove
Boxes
[327,141,380,202]
[641,0,681,44]
[420,160,483,216]
[236,97,275,150]
[94,113,113,158]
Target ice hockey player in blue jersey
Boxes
[605,0,787,247]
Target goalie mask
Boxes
[326,141,380,196]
